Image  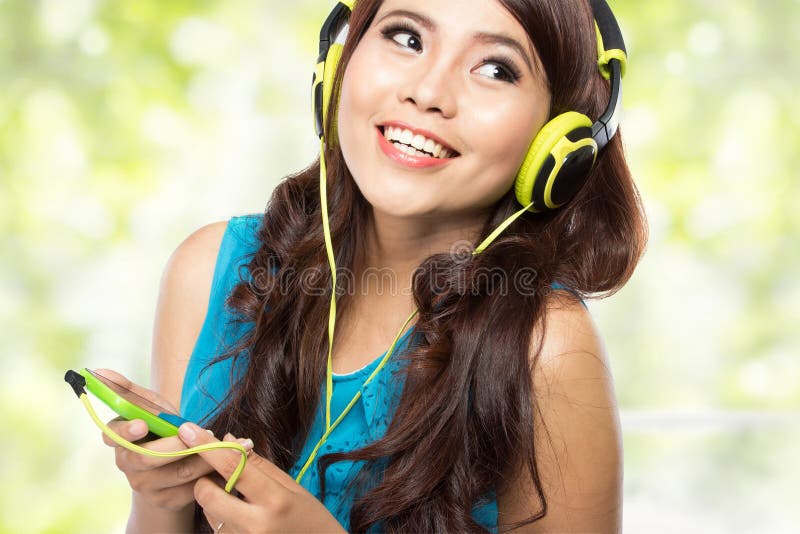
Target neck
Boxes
[334,207,490,340]
[358,207,489,287]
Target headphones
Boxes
[295,0,629,485]
[311,0,628,213]
[66,2,630,495]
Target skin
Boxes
[104,0,623,532]
[102,222,228,533]
[497,296,623,532]
[330,0,551,370]
[338,0,551,283]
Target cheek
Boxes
[471,101,541,169]
[337,64,364,152]
[464,99,548,205]
[337,49,382,169]
[466,123,534,210]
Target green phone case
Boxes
[79,368,180,437]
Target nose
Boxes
[397,55,458,118]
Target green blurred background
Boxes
[1,0,798,532]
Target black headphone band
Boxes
[315,1,627,148]
[588,0,627,151]
[590,0,627,54]
[317,3,350,62]
[592,59,623,151]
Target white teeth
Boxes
[392,141,427,157]
[392,142,417,156]
[383,126,455,159]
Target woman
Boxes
[103,0,646,531]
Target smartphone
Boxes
[78,368,191,438]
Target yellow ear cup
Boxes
[321,42,345,142]
[312,2,352,139]
[514,111,594,212]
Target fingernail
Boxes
[237,438,254,450]
[179,423,198,443]
[223,432,234,442]
[129,421,147,438]
[206,429,214,436]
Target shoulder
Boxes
[535,290,606,376]
[150,220,231,406]
[496,293,622,532]
[161,221,229,301]
[160,214,262,299]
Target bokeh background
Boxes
[2,0,799,532]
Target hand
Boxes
[95,369,252,512]
[177,422,347,533]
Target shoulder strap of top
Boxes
[551,281,588,308]
[179,214,263,424]
[206,214,263,314]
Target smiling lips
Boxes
[376,123,459,169]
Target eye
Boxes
[381,23,423,53]
[393,32,422,52]
[474,59,521,84]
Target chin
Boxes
[364,193,436,219]
[355,178,430,217]
[369,200,429,219]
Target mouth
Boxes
[377,124,460,160]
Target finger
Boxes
[241,446,304,493]
[203,510,223,534]
[93,368,133,388]
[102,418,150,447]
[127,454,217,493]
[103,417,215,448]
[115,426,215,471]
[178,423,272,498]
[154,452,217,487]
[194,476,251,532]
[121,453,219,497]
[93,368,179,413]
[172,453,217,483]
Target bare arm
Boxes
[126,221,228,534]
[496,294,623,533]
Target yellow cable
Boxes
[473,201,535,255]
[79,393,247,494]
[301,144,532,484]
[77,137,537,492]
[294,308,418,483]
[320,140,338,432]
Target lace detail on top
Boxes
[180,214,499,531]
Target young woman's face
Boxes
[337,0,552,220]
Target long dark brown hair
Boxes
[199,0,647,531]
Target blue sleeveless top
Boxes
[180,215,499,531]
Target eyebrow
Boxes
[376,9,536,74]
[473,32,535,74]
